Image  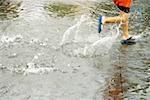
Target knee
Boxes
[121,13,129,22]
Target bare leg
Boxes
[102,12,129,40]
[121,19,129,39]
[121,13,129,39]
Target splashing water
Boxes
[61,14,90,46]
[83,24,120,57]
[1,35,23,43]
[61,14,121,57]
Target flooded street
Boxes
[0,0,150,100]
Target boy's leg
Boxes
[121,18,129,40]
[103,13,127,24]
[121,13,129,40]
[103,16,125,24]
[102,13,129,40]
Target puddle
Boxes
[0,0,150,100]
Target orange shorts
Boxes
[113,0,131,8]
[113,0,131,13]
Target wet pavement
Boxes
[0,0,150,100]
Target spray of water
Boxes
[61,14,121,57]
[83,24,120,57]
[60,14,90,46]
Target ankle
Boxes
[122,36,129,40]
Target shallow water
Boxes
[0,0,150,100]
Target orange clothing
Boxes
[113,0,131,8]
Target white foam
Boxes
[1,35,23,43]
[24,65,56,75]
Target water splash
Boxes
[61,19,121,57]
[60,12,121,57]
[24,53,56,75]
[1,35,23,43]
[83,24,120,57]
[61,14,90,46]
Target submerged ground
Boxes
[0,0,150,100]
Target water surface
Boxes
[0,0,149,100]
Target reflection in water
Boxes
[107,38,150,99]
[106,45,129,100]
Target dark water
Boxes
[0,0,150,100]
